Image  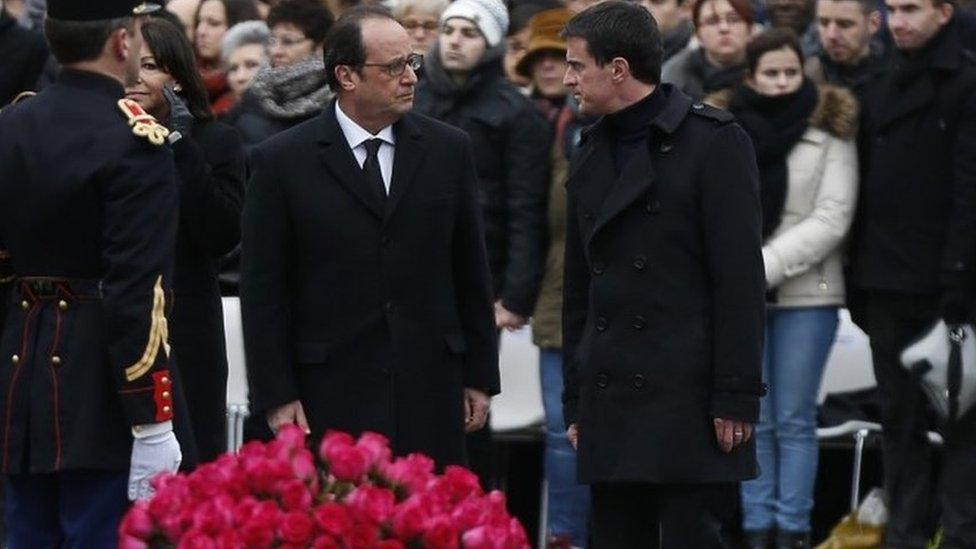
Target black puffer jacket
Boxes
[414,46,551,316]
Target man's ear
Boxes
[867,10,882,36]
[937,0,954,25]
[610,56,631,83]
[110,27,130,63]
[334,65,359,91]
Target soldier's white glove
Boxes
[128,421,182,501]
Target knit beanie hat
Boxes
[439,0,510,48]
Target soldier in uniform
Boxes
[0,1,182,545]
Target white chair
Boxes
[221,297,249,452]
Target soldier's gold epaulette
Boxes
[117,98,170,146]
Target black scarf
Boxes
[729,78,818,238]
[422,41,506,116]
[687,49,748,96]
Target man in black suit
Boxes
[241,6,499,468]
[560,2,765,546]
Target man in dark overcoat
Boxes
[560,2,766,546]
[241,6,499,468]
[848,0,976,545]
[0,1,183,544]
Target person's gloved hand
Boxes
[162,85,193,137]
[128,424,182,501]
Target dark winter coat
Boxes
[169,120,244,463]
[849,18,976,301]
[562,85,766,484]
[414,50,551,317]
[240,103,499,467]
[0,9,47,105]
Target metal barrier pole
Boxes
[851,428,869,512]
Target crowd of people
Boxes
[0,0,975,546]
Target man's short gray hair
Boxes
[220,20,271,66]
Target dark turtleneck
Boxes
[605,86,666,175]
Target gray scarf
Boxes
[248,56,333,120]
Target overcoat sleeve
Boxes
[171,123,245,256]
[499,103,552,317]
[453,137,501,394]
[100,140,179,427]
[699,123,766,423]
[240,146,298,414]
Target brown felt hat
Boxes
[514,8,573,78]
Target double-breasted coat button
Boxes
[596,373,609,388]
[58,300,68,310]
[633,315,646,330]
[163,405,171,414]
[633,255,647,271]
[595,317,609,331]
[384,301,396,313]
[11,355,19,364]
[51,356,62,366]
[659,143,673,153]
[162,391,171,399]
[20,300,29,310]
[633,374,646,389]
[161,376,171,386]
[583,212,594,222]
[646,200,661,214]
[381,235,391,246]
[592,262,605,275]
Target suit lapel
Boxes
[316,103,384,220]
[385,114,428,224]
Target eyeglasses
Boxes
[698,12,746,27]
[269,34,310,48]
[360,53,423,77]
[400,19,439,32]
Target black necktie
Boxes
[362,138,386,203]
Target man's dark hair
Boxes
[267,0,336,45]
[562,0,663,85]
[43,16,133,65]
[818,0,878,14]
[745,27,804,74]
[141,18,214,121]
[322,5,394,90]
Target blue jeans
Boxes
[540,349,590,546]
[741,307,839,533]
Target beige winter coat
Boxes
[706,85,859,308]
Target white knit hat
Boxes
[439,0,510,48]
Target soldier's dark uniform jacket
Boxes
[0,68,179,474]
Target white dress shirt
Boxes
[335,100,395,193]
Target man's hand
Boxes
[128,429,181,501]
[713,418,753,453]
[267,400,310,435]
[567,423,579,450]
[495,300,528,331]
[463,388,490,432]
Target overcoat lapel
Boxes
[385,114,428,224]
[315,103,385,220]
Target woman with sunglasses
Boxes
[125,17,245,465]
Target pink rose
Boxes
[279,510,315,545]
[214,530,244,549]
[179,529,218,549]
[391,494,430,540]
[346,485,396,525]
[326,444,369,482]
[314,503,352,537]
[356,432,392,469]
[239,521,275,549]
[450,497,489,532]
[118,535,148,549]
[506,517,530,547]
[460,526,492,549]
[376,540,407,549]
[318,431,356,462]
[118,501,154,539]
[290,450,318,484]
[442,466,483,502]
[382,453,435,494]
[312,535,341,549]
[279,479,314,512]
[191,502,230,535]
[344,519,380,548]
[422,515,460,549]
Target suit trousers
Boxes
[590,482,738,548]
[6,470,129,548]
[864,292,976,549]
